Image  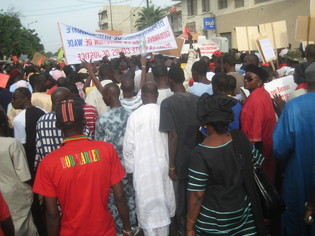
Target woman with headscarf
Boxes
[240,64,276,183]
[186,94,266,236]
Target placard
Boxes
[235,27,249,51]
[160,37,185,58]
[58,17,178,64]
[0,73,9,88]
[272,20,289,48]
[257,37,277,62]
[241,75,297,101]
[31,52,48,66]
[235,26,258,51]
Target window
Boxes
[235,0,244,8]
[187,0,197,16]
[202,0,210,12]
[255,0,270,3]
[100,23,108,30]
[218,0,228,9]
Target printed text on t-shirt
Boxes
[60,149,100,169]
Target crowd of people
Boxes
[1,40,315,236]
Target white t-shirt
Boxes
[13,107,46,144]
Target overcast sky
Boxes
[1,0,179,53]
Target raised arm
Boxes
[81,60,104,94]
[139,55,147,90]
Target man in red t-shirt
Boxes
[33,99,132,236]
[0,192,14,236]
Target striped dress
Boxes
[188,140,264,235]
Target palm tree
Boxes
[135,6,165,31]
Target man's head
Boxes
[12,87,32,110]
[212,72,236,95]
[243,54,259,69]
[192,61,208,82]
[168,65,185,92]
[152,64,168,81]
[120,68,135,97]
[305,44,315,62]
[244,64,268,92]
[99,64,113,81]
[141,81,158,105]
[222,53,236,72]
[55,99,85,132]
[102,83,121,107]
[293,62,311,84]
[51,87,72,111]
[305,63,315,91]
[29,73,47,92]
[200,56,211,70]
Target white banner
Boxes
[58,17,178,64]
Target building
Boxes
[98,5,144,34]
[178,0,309,49]
[166,3,182,37]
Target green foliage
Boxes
[135,6,165,31]
[0,11,44,59]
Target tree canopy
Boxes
[0,9,44,59]
[135,6,165,31]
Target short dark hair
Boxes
[192,61,208,75]
[212,73,230,93]
[227,75,237,94]
[99,64,113,81]
[168,65,185,84]
[152,64,167,77]
[306,44,315,61]
[222,53,236,67]
[15,87,31,98]
[245,54,259,66]
[200,56,211,67]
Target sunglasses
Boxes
[244,76,256,82]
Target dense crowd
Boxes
[1,41,315,236]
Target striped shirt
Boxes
[188,142,263,235]
[35,112,91,170]
[83,104,98,139]
[120,90,142,112]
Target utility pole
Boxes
[146,0,149,9]
[109,0,113,30]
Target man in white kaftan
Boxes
[123,81,175,236]
[0,137,38,236]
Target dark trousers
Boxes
[173,178,188,234]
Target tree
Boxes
[135,6,165,31]
[0,8,44,59]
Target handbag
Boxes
[230,129,285,219]
[253,163,286,218]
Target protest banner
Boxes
[0,73,9,88]
[32,52,48,66]
[196,42,219,57]
[58,17,178,64]
[241,75,297,101]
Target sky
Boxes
[1,0,179,53]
